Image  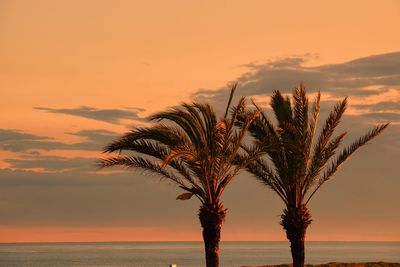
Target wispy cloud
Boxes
[0,129,119,153]
[34,106,146,124]
[193,51,400,123]
[4,156,96,172]
[0,129,66,152]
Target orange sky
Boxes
[2,226,398,243]
[1,0,399,243]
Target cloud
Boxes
[320,52,400,77]
[193,51,400,124]
[0,129,125,172]
[361,112,400,122]
[34,106,146,124]
[0,129,120,153]
[4,156,96,172]
[68,129,121,151]
[353,101,400,111]
[0,130,49,141]
[0,129,68,152]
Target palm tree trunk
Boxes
[198,204,226,267]
[289,234,305,267]
[281,204,312,267]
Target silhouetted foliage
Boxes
[99,84,260,267]
[237,84,389,267]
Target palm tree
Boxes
[237,84,389,267]
[99,84,260,267]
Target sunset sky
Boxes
[1,0,399,242]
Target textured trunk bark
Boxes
[202,221,221,267]
[289,234,305,267]
[199,204,226,267]
[281,204,312,267]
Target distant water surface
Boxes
[0,241,399,267]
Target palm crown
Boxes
[240,84,388,207]
[100,85,259,207]
[99,85,260,267]
[237,84,389,267]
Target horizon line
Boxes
[2,240,399,244]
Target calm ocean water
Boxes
[0,241,399,267]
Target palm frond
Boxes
[305,123,389,204]
[304,91,321,176]
[321,123,389,183]
[226,95,247,139]
[149,107,206,152]
[224,82,238,119]
[246,159,287,203]
[293,84,309,139]
[251,99,279,141]
[192,102,218,157]
[302,132,346,196]
[98,155,188,188]
[271,90,293,127]
[226,109,260,163]
[119,139,199,187]
[307,98,347,181]
[162,143,196,168]
[103,124,187,153]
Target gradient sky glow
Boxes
[1,0,399,242]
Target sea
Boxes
[0,241,399,267]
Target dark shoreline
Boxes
[243,262,400,267]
